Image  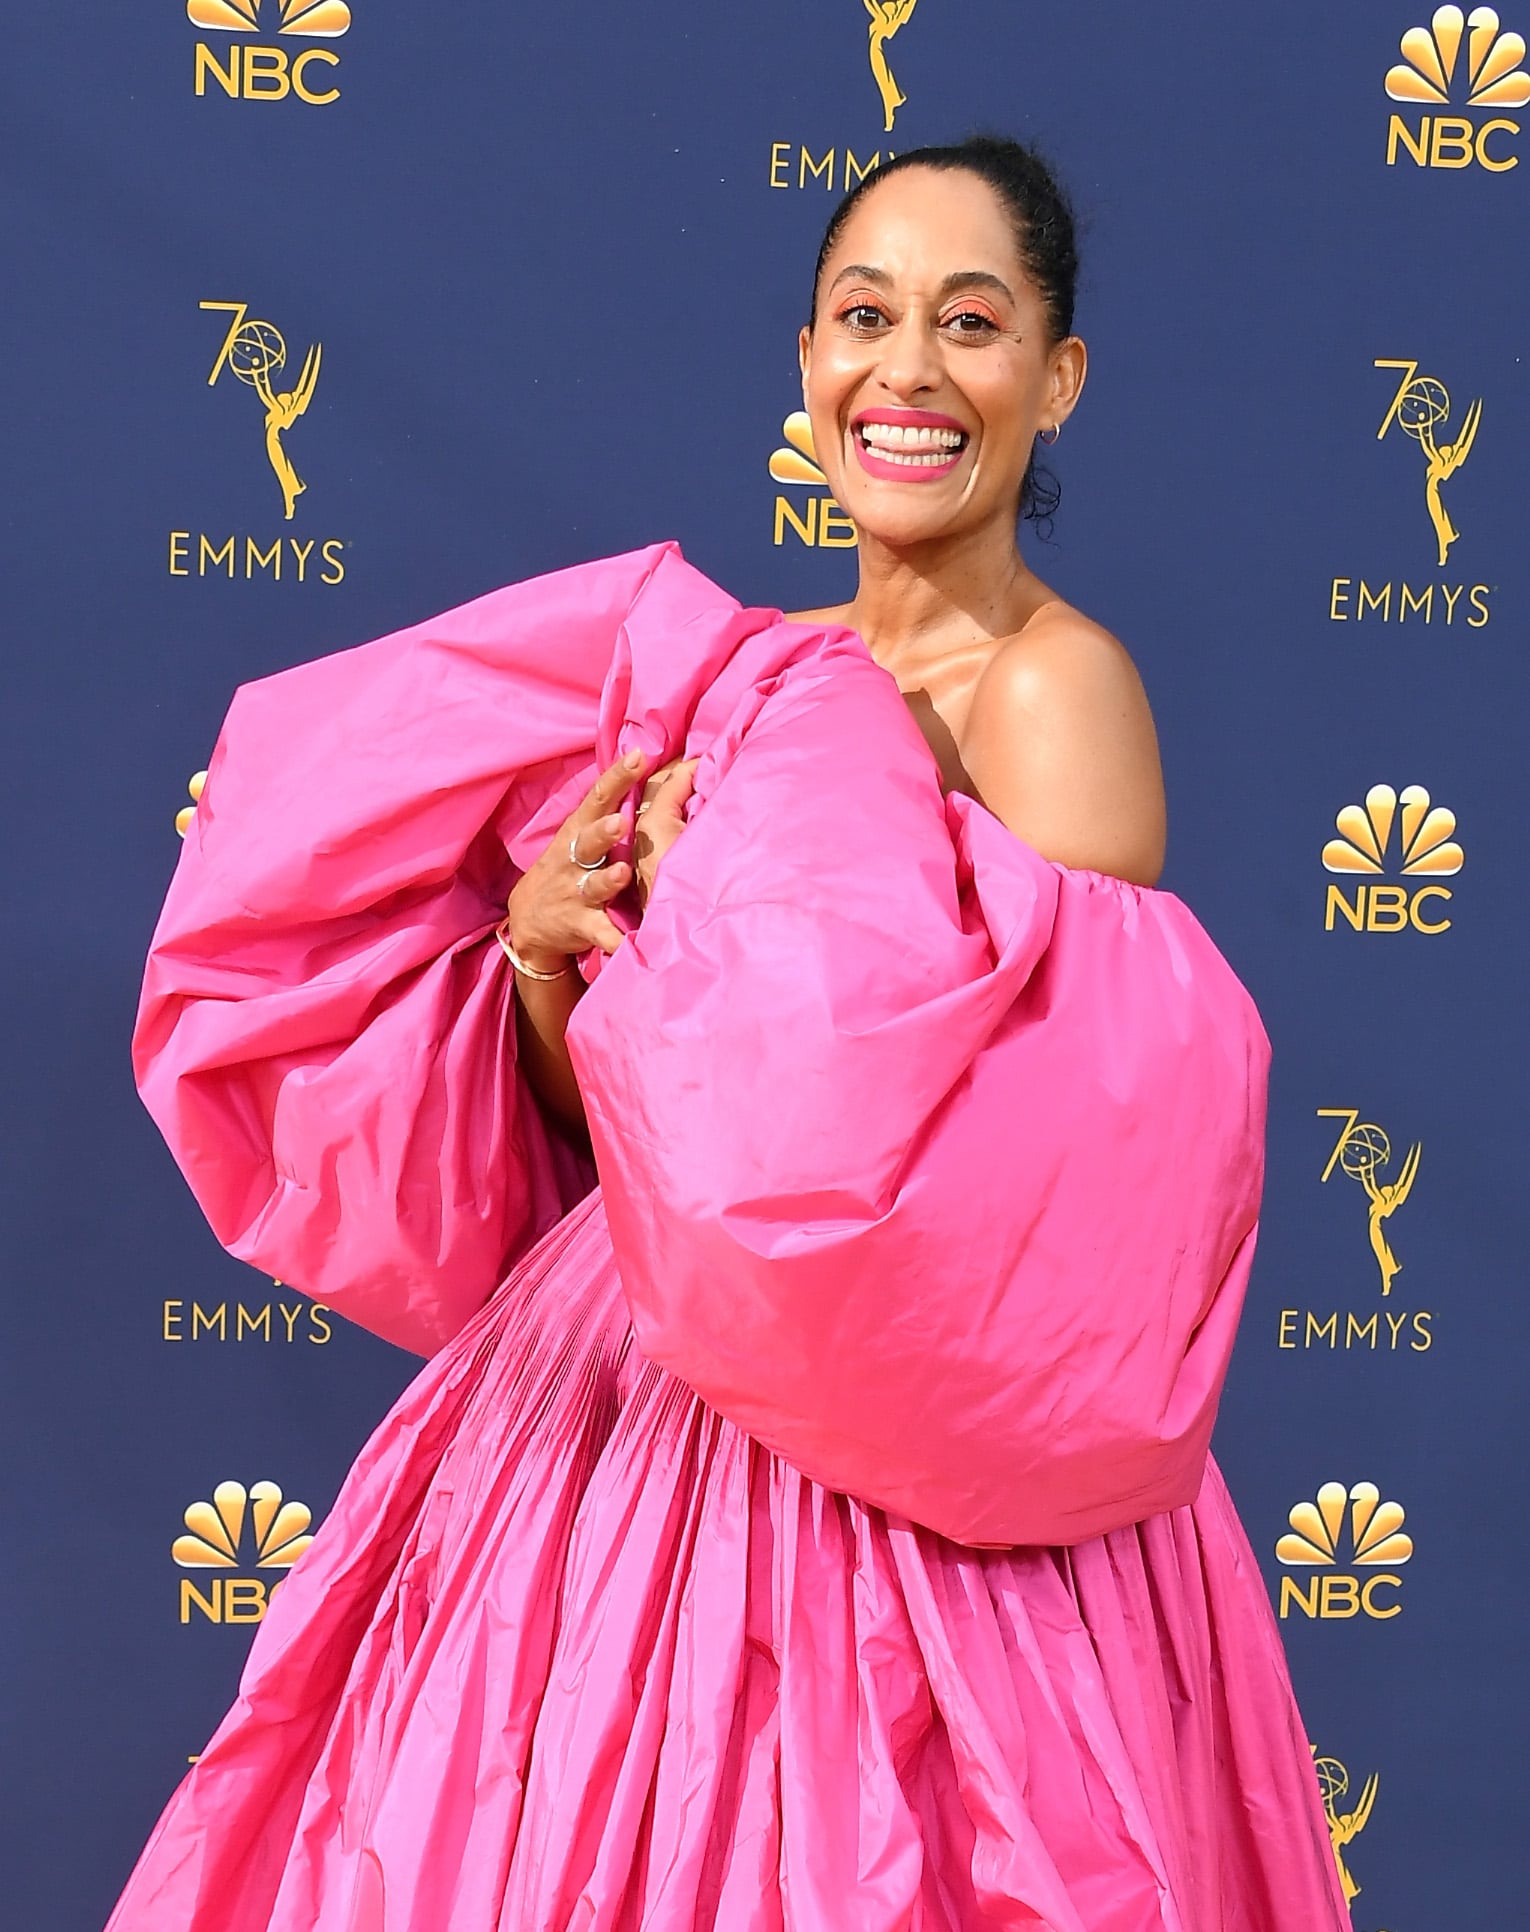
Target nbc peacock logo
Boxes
[1276,1481,1414,1621]
[1385,6,1529,168]
[174,1480,318,1625]
[188,1,351,106]
[1321,783,1462,934]
[768,411,857,550]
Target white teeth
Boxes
[858,421,965,455]
[864,446,958,466]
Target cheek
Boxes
[963,368,1039,456]
[804,333,875,408]
[986,351,1047,415]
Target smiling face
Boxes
[799,165,1086,551]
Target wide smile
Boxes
[850,408,970,483]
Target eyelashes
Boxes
[833,301,1006,342]
[944,309,1003,338]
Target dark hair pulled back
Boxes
[809,134,1078,530]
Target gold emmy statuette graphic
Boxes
[1311,1748,1379,1904]
[1375,358,1481,566]
[187,0,353,35]
[172,1480,315,1568]
[1318,1109,1423,1297]
[202,300,322,519]
[1386,5,1530,106]
[769,411,827,486]
[864,0,919,132]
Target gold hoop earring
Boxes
[1038,424,1060,445]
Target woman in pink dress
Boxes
[108,138,1351,1930]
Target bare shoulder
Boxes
[973,600,1152,730]
[961,599,1167,887]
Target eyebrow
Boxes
[827,265,1015,301]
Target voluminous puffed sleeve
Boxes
[131,550,678,1355]
[567,633,1271,1549]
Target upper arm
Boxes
[958,615,1166,887]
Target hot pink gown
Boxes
[108,547,1350,1931]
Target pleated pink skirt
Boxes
[106,1189,1349,1931]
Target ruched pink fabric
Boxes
[110,545,1350,1930]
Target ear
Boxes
[798,324,812,388]
[1046,335,1088,430]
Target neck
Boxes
[841,516,1041,681]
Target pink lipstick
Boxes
[851,407,970,482]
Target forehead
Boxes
[824,167,1026,289]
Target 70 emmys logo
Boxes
[189,0,351,106]
[169,300,347,587]
[1275,1108,1432,1356]
[1322,784,1462,932]
[1385,6,1530,169]
[1276,1481,1414,1620]
[1325,357,1491,631]
[174,1479,316,1624]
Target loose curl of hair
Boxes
[808,134,1078,535]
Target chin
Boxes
[841,495,971,550]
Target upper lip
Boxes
[852,407,969,434]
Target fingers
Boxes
[570,750,655,863]
[631,758,701,913]
[638,754,688,811]
[567,811,628,870]
[639,758,700,829]
[663,756,701,798]
[573,748,698,889]
[637,752,701,817]
[575,858,631,906]
[583,748,647,817]
[585,906,627,955]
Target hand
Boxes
[633,756,700,908]
[504,750,648,967]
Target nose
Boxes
[872,309,943,400]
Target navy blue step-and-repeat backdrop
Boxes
[3,4,1526,1926]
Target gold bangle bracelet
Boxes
[495,914,572,981]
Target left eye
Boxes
[945,310,997,335]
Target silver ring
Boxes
[570,831,607,871]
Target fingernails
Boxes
[623,748,643,768]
